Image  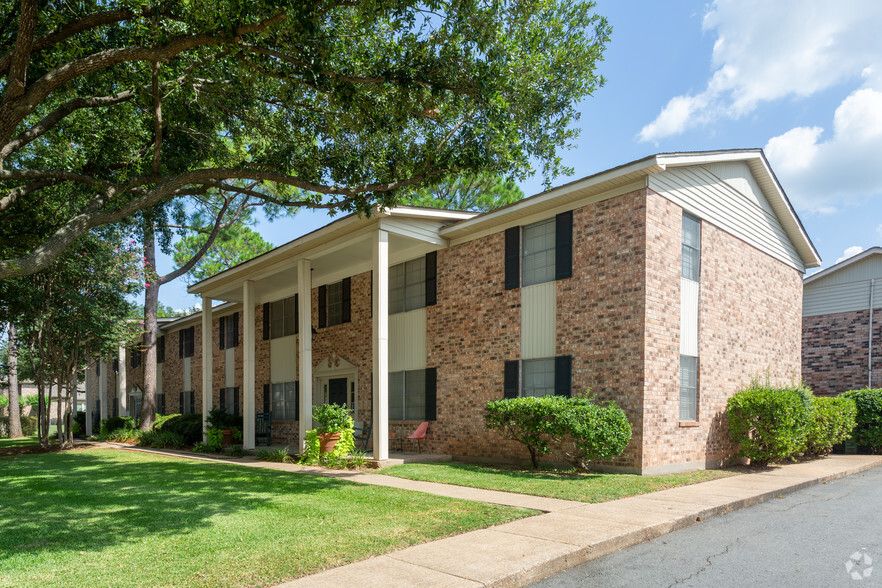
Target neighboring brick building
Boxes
[86,149,820,474]
[802,247,882,396]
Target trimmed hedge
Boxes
[842,388,882,452]
[726,386,810,466]
[485,394,631,470]
[154,413,203,445]
[0,415,37,438]
[805,396,857,456]
[99,416,135,435]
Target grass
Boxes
[380,462,739,503]
[0,449,533,587]
[0,436,43,449]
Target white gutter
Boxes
[870,278,875,389]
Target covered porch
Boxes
[189,207,474,463]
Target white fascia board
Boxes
[161,301,239,332]
[804,247,882,284]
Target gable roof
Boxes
[804,247,882,285]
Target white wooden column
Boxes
[298,259,313,452]
[85,367,94,436]
[243,280,256,449]
[372,229,390,460]
[117,346,127,415]
[99,361,107,421]
[201,296,213,441]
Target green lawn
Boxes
[0,436,43,448]
[380,462,739,503]
[0,449,533,587]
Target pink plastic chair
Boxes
[407,421,429,453]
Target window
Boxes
[270,297,297,339]
[389,257,426,314]
[129,349,141,369]
[271,381,299,421]
[220,386,240,415]
[682,213,700,281]
[327,281,344,326]
[219,313,240,348]
[389,368,436,421]
[504,356,572,398]
[680,355,698,421]
[157,335,165,364]
[318,278,350,328]
[505,211,572,290]
[180,390,195,414]
[156,393,165,415]
[522,358,555,397]
[178,327,194,358]
[522,219,556,286]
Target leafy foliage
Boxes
[173,225,274,283]
[842,388,882,452]
[0,415,37,438]
[402,172,525,212]
[556,395,632,472]
[485,394,631,470]
[298,428,357,467]
[138,429,186,449]
[154,413,204,445]
[0,1,611,278]
[99,416,136,436]
[256,446,294,463]
[726,385,811,466]
[805,396,857,456]
[311,403,353,435]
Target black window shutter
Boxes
[179,391,184,414]
[504,360,519,398]
[233,387,240,416]
[555,210,573,280]
[295,381,300,421]
[318,285,327,328]
[262,302,270,340]
[112,358,119,373]
[189,327,195,356]
[425,367,437,421]
[232,312,239,347]
[294,294,299,334]
[263,383,270,413]
[160,394,165,414]
[190,391,196,415]
[219,316,226,350]
[342,277,351,323]
[504,227,520,290]
[113,398,118,417]
[555,355,572,397]
[219,387,225,410]
[425,251,437,306]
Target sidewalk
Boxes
[101,444,882,587]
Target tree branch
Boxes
[1,0,38,105]
[0,178,52,211]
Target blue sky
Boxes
[157,0,882,311]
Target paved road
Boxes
[533,465,882,587]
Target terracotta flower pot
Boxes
[221,429,234,448]
[318,432,342,454]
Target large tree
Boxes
[402,171,525,212]
[0,0,611,279]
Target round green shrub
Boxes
[556,396,632,472]
[485,396,566,469]
[726,386,810,466]
[154,413,203,445]
[99,416,133,435]
[805,395,857,456]
[842,388,882,452]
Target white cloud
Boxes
[836,245,864,264]
[765,88,882,211]
[639,0,882,142]
[877,224,882,238]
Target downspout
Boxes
[870,278,875,389]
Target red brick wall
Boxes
[641,189,804,471]
[802,309,882,395]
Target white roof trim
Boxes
[162,301,240,331]
[804,246,882,284]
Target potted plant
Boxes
[313,403,353,453]
[207,408,243,448]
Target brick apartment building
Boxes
[802,247,882,396]
[85,149,820,474]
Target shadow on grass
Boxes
[0,449,342,561]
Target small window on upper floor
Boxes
[269,296,297,339]
[178,326,194,358]
[219,312,240,349]
[157,335,165,364]
[522,219,557,287]
[390,257,427,314]
[682,213,701,282]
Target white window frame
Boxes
[270,297,296,339]
[389,257,426,314]
[522,218,556,287]
[679,355,698,421]
[389,369,427,421]
[271,381,297,421]
[521,357,555,397]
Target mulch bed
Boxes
[0,441,102,457]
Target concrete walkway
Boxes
[98,444,881,587]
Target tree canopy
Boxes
[402,171,524,212]
[0,0,611,278]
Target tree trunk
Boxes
[6,323,23,438]
[56,379,63,444]
[139,221,158,431]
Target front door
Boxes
[328,378,347,407]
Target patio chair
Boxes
[353,418,372,451]
[407,421,429,453]
[255,412,272,446]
